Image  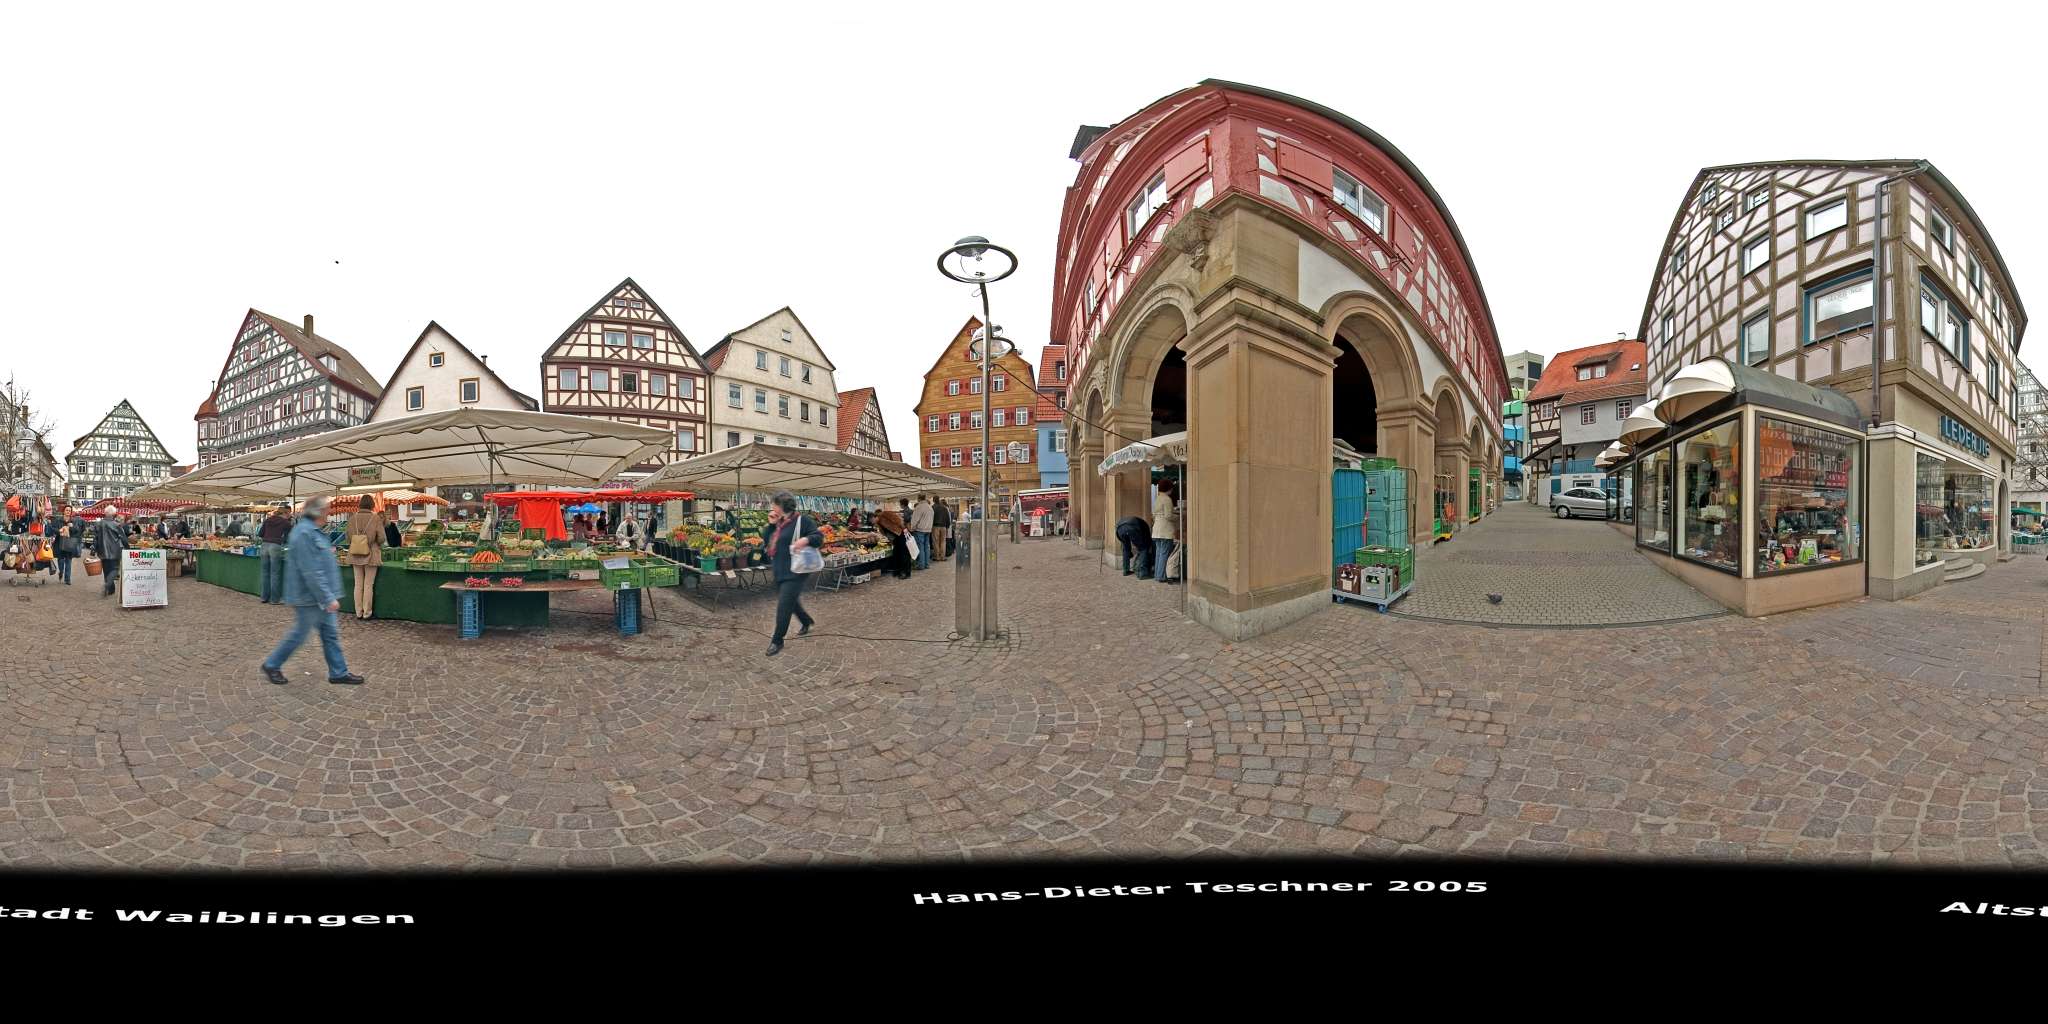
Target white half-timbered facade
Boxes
[540,278,709,474]
[195,311,383,467]
[67,400,175,502]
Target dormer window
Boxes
[320,355,337,371]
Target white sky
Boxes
[5,0,2042,468]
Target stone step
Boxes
[1943,561,1987,583]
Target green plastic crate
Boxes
[643,564,680,588]
[600,565,647,590]
[1362,457,1399,471]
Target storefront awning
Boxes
[1617,400,1667,446]
[1099,431,1189,475]
[1593,442,1628,468]
[1651,358,1864,434]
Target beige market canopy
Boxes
[633,442,974,502]
[1099,431,1189,475]
[132,409,672,502]
[1616,399,1668,446]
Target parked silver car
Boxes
[1551,486,1612,519]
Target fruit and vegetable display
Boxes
[469,550,503,565]
[498,577,525,588]
[462,576,493,588]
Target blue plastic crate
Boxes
[614,588,642,636]
[1332,468,1366,571]
[455,589,482,640]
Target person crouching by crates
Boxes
[1114,515,1152,578]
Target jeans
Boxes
[914,531,932,569]
[1118,533,1151,576]
[55,556,72,583]
[263,604,349,678]
[1153,539,1176,581]
[260,543,285,602]
[771,578,814,644]
[102,559,120,595]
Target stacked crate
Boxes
[1363,468,1410,549]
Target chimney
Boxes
[303,314,315,337]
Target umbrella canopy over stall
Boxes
[1098,431,1189,475]
[132,409,672,502]
[633,443,973,502]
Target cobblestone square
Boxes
[5,511,2048,870]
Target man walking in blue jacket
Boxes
[260,496,364,685]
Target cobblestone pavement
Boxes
[4,533,2048,870]
[1397,501,1728,626]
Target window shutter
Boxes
[1274,142,1333,191]
[1162,136,1208,192]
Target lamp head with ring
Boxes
[936,236,1018,285]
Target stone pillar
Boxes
[1376,400,1432,546]
[1181,304,1337,640]
[1074,438,1104,550]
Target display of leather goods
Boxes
[1755,416,1859,573]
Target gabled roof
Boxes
[73,399,175,460]
[252,311,383,398]
[1525,340,1648,407]
[717,306,837,372]
[1035,342,1068,420]
[912,317,1039,417]
[366,321,539,420]
[542,277,705,364]
[1635,159,2028,349]
[702,339,730,372]
[836,387,878,451]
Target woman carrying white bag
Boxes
[763,491,824,657]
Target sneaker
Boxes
[327,673,366,685]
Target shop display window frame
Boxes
[1633,445,1674,555]
[1671,414,1744,577]
[1752,412,1863,578]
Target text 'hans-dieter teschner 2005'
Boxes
[911,879,1487,903]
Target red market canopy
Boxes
[481,489,696,505]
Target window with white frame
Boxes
[754,388,767,412]
[778,395,790,417]
[590,369,610,391]
[801,365,812,383]
[948,412,961,430]
[755,349,768,370]
[1745,186,1769,211]
[650,374,667,397]
[947,380,960,396]
[1806,199,1847,237]
[1671,243,1686,274]
[1929,210,1952,251]
[1332,167,1387,233]
[406,387,424,411]
[604,329,627,347]
[927,415,940,432]
[1127,172,1168,238]
[972,447,984,466]
[1742,234,1770,274]
[460,379,480,403]
[678,428,695,452]
[1053,429,1068,453]
[970,377,983,394]
[631,332,653,350]
[993,375,1006,392]
[428,352,445,368]
[1616,399,1632,420]
[1967,254,1983,293]
[728,383,742,408]
[1715,207,1735,232]
[1016,408,1029,426]
[727,431,740,448]
[950,448,962,467]
[1580,405,1596,425]
[992,409,1005,427]
[558,368,578,391]
[929,450,942,467]
[800,401,810,422]
[1742,311,1771,366]
[779,356,791,377]
[970,411,984,429]
[993,446,1006,465]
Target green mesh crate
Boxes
[643,563,680,588]
[600,565,647,590]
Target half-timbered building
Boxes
[194,311,383,467]
[835,387,891,460]
[539,278,708,475]
[67,400,175,502]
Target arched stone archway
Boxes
[1101,301,1193,561]
[1073,386,1108,549]
[1431,384,1466,531]
[1324,294,1432,541]
[1465,420,1485,525]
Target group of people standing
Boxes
[867,494,955,580]
[0,503,194,591]
[1113,478,1181,583]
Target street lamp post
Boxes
[938,236,1017,641]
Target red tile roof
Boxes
[1035,343,1068,420]
[1524,339,1648,407]
[836,387,875,451]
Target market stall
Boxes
[635,443,973,599]
[130,409,682,633]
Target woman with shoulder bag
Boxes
[763,491,824,657]
[51,519,79,584]
[345,493,387,620]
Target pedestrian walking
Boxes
[93,511,126,598]
[260,497,363,686]
[931,496,952,562]
[910,494,934,570]
[50,516,79,585]
[257,506,291,603]
[345,493,387,620]
[874,505,911,579]
[762,491,822,657]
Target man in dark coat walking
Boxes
[92,512,127,597]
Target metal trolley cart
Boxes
[1332,462,1415,612]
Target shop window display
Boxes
[1755,416,1859,573]
[1676,419,1741,570]
[1914,453,1945,566]
[1634,447,1672,552]
[1937,465,1994,552]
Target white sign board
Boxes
[121,548,168,609]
